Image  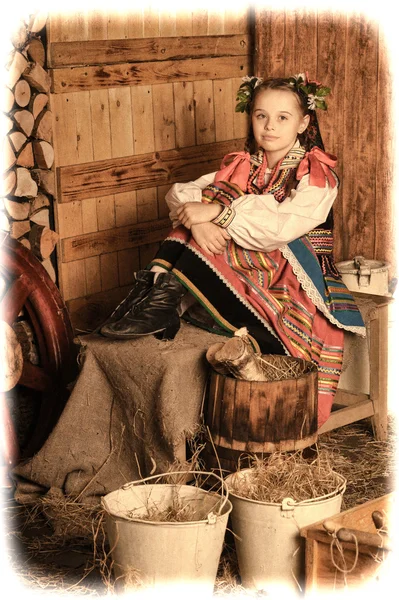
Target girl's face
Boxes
[251,88,310,165]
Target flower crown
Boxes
[235,76,264,114]
[235,73,331,114]
[288,72,331,111]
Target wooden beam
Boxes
[57,138,246,203]
[334,389,369,406]
[61,218,172,263]
[48,34,252,67]
[50,55,251,93]
[318,399,375,434]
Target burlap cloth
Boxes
[13,321,226,507]
[12,298,374,509]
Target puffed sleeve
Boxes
[225,172,339,252]
[165,172,217,228]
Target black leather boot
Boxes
[98,270,155,334]
[100,272,186,340]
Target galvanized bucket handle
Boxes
[281,475,347,509]
[121,470,229,516]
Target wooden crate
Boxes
[300,493,394,593]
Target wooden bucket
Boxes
[204,356,318,472]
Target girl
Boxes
[100,74,365,427]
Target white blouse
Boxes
[165,168,338,254]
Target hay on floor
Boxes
[5,417,397,596]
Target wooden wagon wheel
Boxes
[0,231,78,466]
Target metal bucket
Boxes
[336,256,390,296]
[225,468,346,596]
[101,471,232,598]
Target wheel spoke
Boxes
[1,274,34,325]
[19,361,54,392]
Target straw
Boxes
[227,450,345,504]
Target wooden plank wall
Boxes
[47,8,252,330]
[255,9,395,275]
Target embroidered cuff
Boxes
[212,205,236,228]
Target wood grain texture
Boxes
[108,87,134,157]
[127,9,144,39]
[89,89,112,161]
[118,248,140,286]
[57,138,246,203]
[96,195,116,231]
[375,29,394,272]
[316,12,347,262]
[175,11,193,37]
[173,81,195,149]
[254,9,285,77]
[301,494,393,591]
[50,55,251,93]
[56,201,83,239]
[213,79,234,142]
[74,91,94,164]
[87,9,108,41]
[100,252,119,291]
[84,255,101,295]
[159,12,177,38]
[81,197,98,234]
[341,16,378,261]
[48,35,251,67]
[131,86,155,155]
[284,9,317,76]
[207,9,225,36]
[114,191,137,228]
[61,218,172,263]
[219,376,236,447]
[206,364,318,457]
[106,10,128,41]
[152,83,175,151]
[136,187,158,223]
[192,10,209,36]
[231,377,251,451]
[60,259,87,301]
[143,6,160,38]
[51,93,78,167]
[47,9,263,315]
[254,10,394,270]
[193,80,216,145]
[224,8,250,35]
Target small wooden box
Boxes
[300,493,394,593]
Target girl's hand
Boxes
[191,223,231,256]
[177,202,222,228]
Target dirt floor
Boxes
[3,416,397,597]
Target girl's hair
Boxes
[244,77,321,153]
[252,78,309,115]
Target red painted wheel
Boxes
[0,232,78,462]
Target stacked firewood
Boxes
[2,11,57,282]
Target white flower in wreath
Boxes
[241,75,263,87]
[294,72,307,82]
[307,94,317,110]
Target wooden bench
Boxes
[319,292,392,441]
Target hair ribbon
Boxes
[296,147,338,188]
[214,151,251,190]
